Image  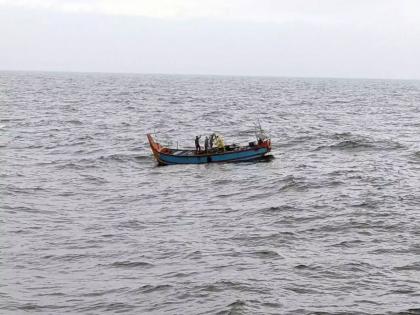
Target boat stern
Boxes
[259,138,272,152]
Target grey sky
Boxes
[1,0,419,79]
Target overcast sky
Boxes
[1,0,419,79]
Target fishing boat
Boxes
[147,130,272,166]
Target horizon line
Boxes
[1,68,419,82]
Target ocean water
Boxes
[1,71,420,314]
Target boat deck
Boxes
[166,145,253,157]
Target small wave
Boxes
[0,118,25,122]
[58,162,86,170]
[338,261,374,273]
[83,288,122,297]
[293,264,323,272]
[76,302,135,313]
[225,300,246,313]
[134,155,151,161]
[316,133,404,152]
[351,201,378,209]
[50,253,93,262]
[5,185,46,195]
[262,205,296,212]
[99,153,140,162]
[212,179,233,185]
[17,303,46,311]
[331,239,363,247]
[184,250,202,259]
[77,135,94,140]
[256,154,275,163]
[134,284,172,294]
[111,261,153,268]
[66,119,83,125]
[81,174,108,184]
[286,286,320,294]
[281,134,316,147]
[116,219,147,230]
[394,262,420,271]
[389,308,420,315]
[315,139,373,151]
[332,139,374,149]
[279,175,308,192]
[253,249,281,258]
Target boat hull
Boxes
[156,147,270,165]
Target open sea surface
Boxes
[1,71,420,314]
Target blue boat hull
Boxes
[157,147,270,165]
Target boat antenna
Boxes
[253,117,268,141]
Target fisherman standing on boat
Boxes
[204,136,209,153]
[195,135,201,153]
[209,133,215,149]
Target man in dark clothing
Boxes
[204,136,209,153]
[209,133,215,149]
[195,135,201,153]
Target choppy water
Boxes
[1,71,420,314]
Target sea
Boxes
[1,71,420,314]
